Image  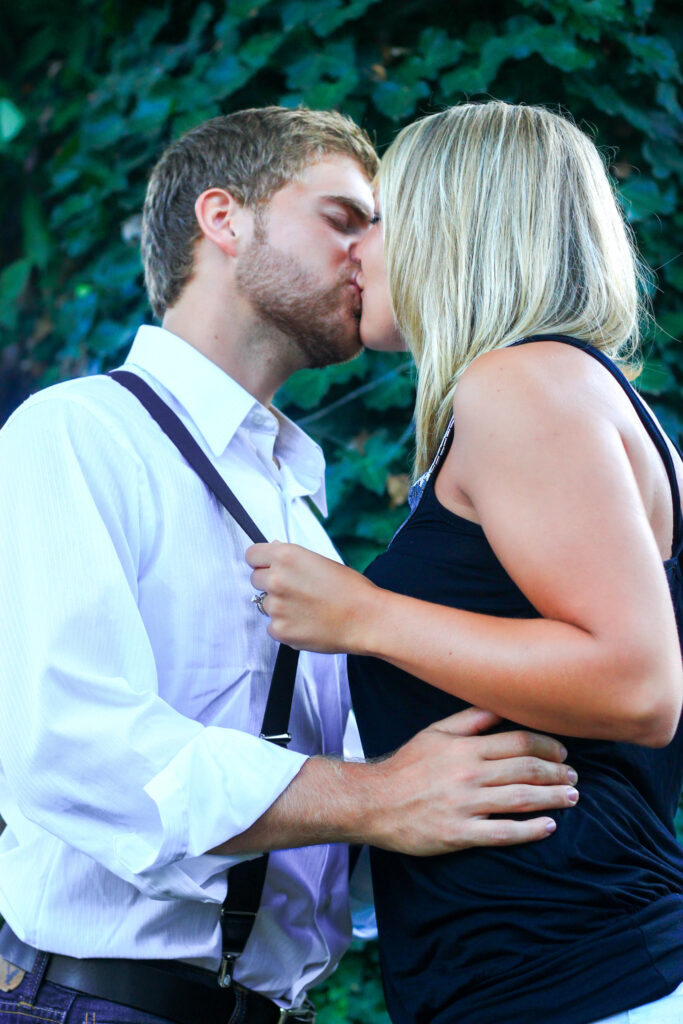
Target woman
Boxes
[246,102,683,1023]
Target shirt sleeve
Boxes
[0,393,307,902]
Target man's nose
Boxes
[348,237,362,264]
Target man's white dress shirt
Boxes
[0,326,355,1006]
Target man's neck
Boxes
[162,301,305,408]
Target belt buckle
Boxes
[277,1002,316,1022]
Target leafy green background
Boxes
[2,1,681,1018]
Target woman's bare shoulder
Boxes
[453,340,607,429]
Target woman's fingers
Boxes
[246,540,286,568]
[250,568,270,594]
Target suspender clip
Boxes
[217,951,238,988]
[260,732,292,747]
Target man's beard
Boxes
[235,231,362,369]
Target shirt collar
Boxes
[124,326,328,514]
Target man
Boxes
[0,107,578,1023]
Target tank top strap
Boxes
[407,416,454,514]
[511,334,683,558]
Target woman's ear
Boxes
[194,188,253,258]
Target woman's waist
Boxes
[372,842,683,980]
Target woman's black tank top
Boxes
[348,335,683,1024]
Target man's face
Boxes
[235,155,374,368]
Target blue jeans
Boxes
[0,951,187,1023]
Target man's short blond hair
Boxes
[141,106,379,318]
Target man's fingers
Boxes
[477,729,568,764]
[429,707,503,737]
[481,755,578,788]
[477,783,579,816]
[466,816,559,847]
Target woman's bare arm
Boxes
[247,345,682,746]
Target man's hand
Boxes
[213,708,578,857]
[357,707,577,854]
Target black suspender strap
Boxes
[108,369,300,988]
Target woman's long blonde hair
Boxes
[378,101,648,477]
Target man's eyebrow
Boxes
[321,194,374,222]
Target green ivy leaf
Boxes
[635,358,675,395]
[240,31,285,70]
[365,369,414,411]
[372,78,430,121]
[656,82,683,121]
[128,7,170,49]
[22,194,50,271]
[337,538,385,572]
[280,357,369,419]
[354,505,408,543]
[440,64,490,96]
[88,319,136,358]
[172,106,222,137]
[632,0,655,20]
[80,111,128,151]
[655,311,683,345]
[280,367,345,410]
[281,0,379,37]
[625,34,680,80]
[56,290,99,351]
[664,262,683,292]
[0,97,25,143]
[128,95,174,135]
[203,53,252,94]
[50,191,100,230]
[0,258,31,329]
[618,176,676,221]
[187,2,214,43]
[228,0,273,18]
[571,80,658,136]
[642,139,683,181]
[286,40,356,89]
[417,27,466,78]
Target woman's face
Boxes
[351,199,406,352]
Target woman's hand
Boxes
[246,541,379,653]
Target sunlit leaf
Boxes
[0,97,25,143]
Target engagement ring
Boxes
[251,591,268,616]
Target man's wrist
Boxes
[214,755,387,854]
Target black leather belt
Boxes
[44,953,316,1023]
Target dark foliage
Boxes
[1,2,682,1014]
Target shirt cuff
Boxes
[113,727,308,900]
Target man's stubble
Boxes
[235,224,362,370]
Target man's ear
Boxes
[194,188,252,258]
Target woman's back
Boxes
[348,337,683,1024]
